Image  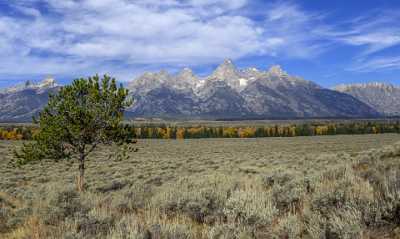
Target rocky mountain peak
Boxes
[1,77,58,94]
[268,65,287,77]
[208,59,242,90]
[211,59,239,80]
[25,80,32,87]
[39,77,57,88]
[173,67,200,91]
[178,67,195,78]
[221,58,234,67]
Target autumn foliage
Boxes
[132,121,400,139]
[1,121,400,140]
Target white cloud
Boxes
[349,56,400,72]
[188,0,247,10]
[1,1,399,82]
[0,0,266,80]
[319,11,400,56]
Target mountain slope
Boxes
[129,86,199,118]
[197,80,252,118]
[335,83,400,116]
[239,67,379,118]
[0,78,60,122]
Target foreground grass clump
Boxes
[1,135,400,238]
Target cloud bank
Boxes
[0,1,400,81]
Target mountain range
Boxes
[0,60,398,122]
[126,60,380,119]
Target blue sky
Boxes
[1,0,400,88]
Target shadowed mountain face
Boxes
[129,86,199,118]
[335,83,400,116]
[197,80,252,118]
[0,62,382,122]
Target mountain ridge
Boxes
[334,82,400,116]
[126,60,380,119]
[0,61,389,122]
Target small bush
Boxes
[327,207,364,239]
[273,214,303,239]
[205,224,253,239]
[120,184,153,212]
[35,187,88,225]
[223,189,277,225]
[74,214,115,237]
[96,181,127,193]
[311,167,374,218]
[110,215,194,239]
[152,175,236,224]
[263,170,306,211]
[304,212,326,239]
[0,207,11,233]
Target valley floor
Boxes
[1,134,400,238]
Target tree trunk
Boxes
[77,152,85,192]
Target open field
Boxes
[1,134,400,238]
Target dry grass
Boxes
[1,134,400,238]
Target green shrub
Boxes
[74,214,115,237]
[152,175,235,224]
[223,189,277,225]
[272,214,303,239]
[0,207,11,233]
[205,224,253,239]
[304,212,326,239]
[35,187,88,225]
[327,207,364,239]
[311,167,375,218]
[110,215,194,239]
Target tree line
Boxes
[134,121,400,138]
[2,121,400,140]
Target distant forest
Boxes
[1,121,400,140]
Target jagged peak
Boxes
[268,65,287,76]
[222,58,234,65]
[211,59,239,81]
[248,67,259,72]
[0,76,58,93]
[39,76,57,88]
[176,67,199,88]
[158,69,170,76]
[25,80,32,87]
[215,59,237,71]
[178,67,195,77]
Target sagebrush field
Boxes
[1,134,400,238]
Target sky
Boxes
[0,0,400,88]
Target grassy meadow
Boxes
[1,134,400,238]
